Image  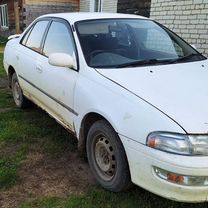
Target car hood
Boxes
[96,60,208,134]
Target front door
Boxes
[36,19,79,131]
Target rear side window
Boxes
[24,20,49,53]
[43,21,76,57]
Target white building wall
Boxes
[102,0,118,12]
[80,0,117,13]
[150,0,208,56]
[80,0,90,12]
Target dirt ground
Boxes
[0,77,96,208]
[0,77,8,88]
[0,153,95,208]
[0,150,95,208]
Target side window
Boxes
[21,26,34,46]
[0,4,9,28]
[90,0,102,12]
[94,0,102,12]
[25,21,49,53]
[43,21,76,57]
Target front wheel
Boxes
[11,73,30,108]
[86,119,131,192]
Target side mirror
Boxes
[48,53,75,68]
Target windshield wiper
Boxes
[115,59,170,68]
[168,53,204,64]
[104,53,205,69]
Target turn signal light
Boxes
[167,173,184,184]
[154,167,208,186]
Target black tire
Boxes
[86,119,132,192]
[11,73,30,108]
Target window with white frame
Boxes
[0,4,9,28]
[90,0,102,12]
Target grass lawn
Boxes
[0,52,207,208]
[0,52,4,77]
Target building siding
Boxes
[102,0,117,12]
[23,1,78,27]
[150,0,208,56]
[24,0,77,3]
[0,0,79,36]
[80,0,90,12]
[80,0,117,13]
[0,0,23,37]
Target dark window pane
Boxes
[94,0,98,12]
[0,8,2,26]
[5,5,8,26]
[94,0,102,12]
[43,21,75,57]
[2,6,5,26]
[26,21,49,52]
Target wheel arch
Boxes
[80,113,132,191]
[78,112,117,153]
[8,65,15,87]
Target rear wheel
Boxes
[86,119,131,192]
[11,73,30,108]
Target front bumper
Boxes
[120,134,208,202]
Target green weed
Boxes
[0,53,5,77]
[19,187,208,208]
[0,145,27,189]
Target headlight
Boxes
[146,132,208,156]
[189,135,208,155]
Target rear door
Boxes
[17,19,50,102]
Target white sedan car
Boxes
[3,12,208,202]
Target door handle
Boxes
[36,65,42,73]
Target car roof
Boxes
[40,12,148,24]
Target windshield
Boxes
[75,19,206,68]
